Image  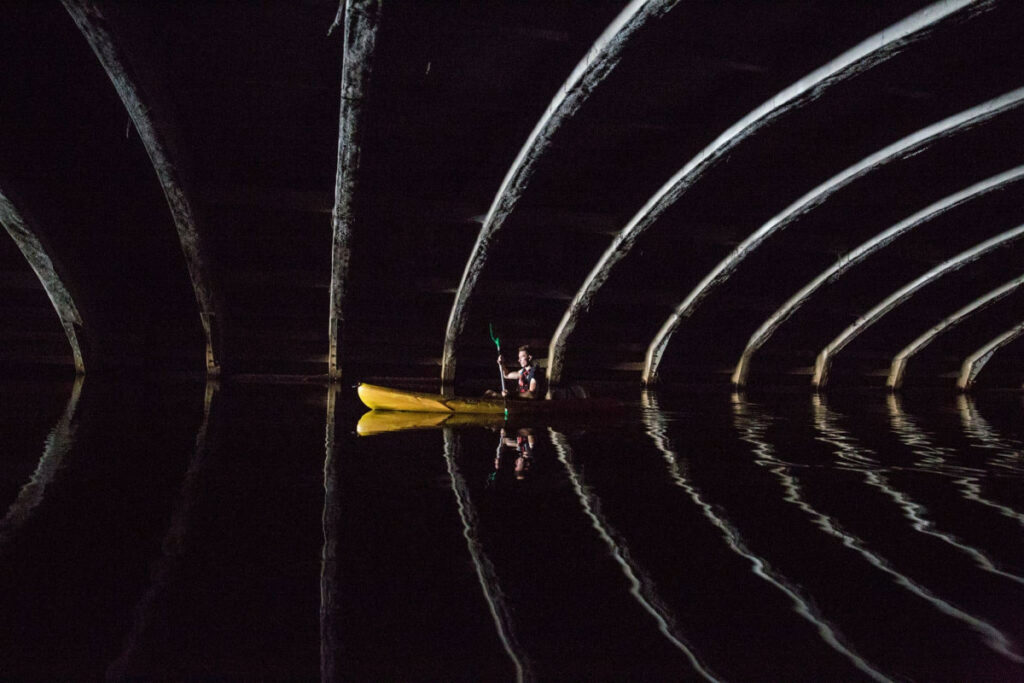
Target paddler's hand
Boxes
[501,389,508,397]
[497,355,504,366]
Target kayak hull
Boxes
[357,383,506,413]
[356,383,619,415]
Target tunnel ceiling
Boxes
[3,0,1024,392]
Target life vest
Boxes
[518,365,536,393]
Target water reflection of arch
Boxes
[640,391,888,681]
[0,375,84,550]
[733,393,1024,665]
[955,394,1024,526]
[106,380,221,679]
[546,426,716,681]
[887,392,1024,572]
[813,220,1024,388]
[728,162,1024,388]
[547,0,981,387]
[321,385,340,681]
[441,427,534,682]
[815,394,1024,590]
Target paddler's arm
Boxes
[497,355,519,380]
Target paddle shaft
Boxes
[496,342,507,394]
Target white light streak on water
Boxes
[735,397,1024,664]
[640,393,891,682]
[442,428,534,683]
[547,427,719,682]
[813,397,1024,590]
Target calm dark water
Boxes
[1,379,1023,680]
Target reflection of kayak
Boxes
[356,383,622,415]
[356,410,505,436]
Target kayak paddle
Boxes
[489,323,509,419]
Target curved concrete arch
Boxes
[328,0,383,381]
[957,322,1024,390]
[814,221,1024,388]
[649,88,1024,387]
[888,272,1024,390]
[0,188,87,373]
[730,161,1024,387]
[63,0,225,375]
[440,0,675,385]
[546,0,981,388]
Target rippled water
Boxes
[1,379,1023,680]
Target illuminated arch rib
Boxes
[813,222,1024,389]
[328,0,382,380]
[958,323,1024,390]
[0,188,87,373]
[64,0,225,375]
[729,160,1024,387]
[440,0,672,384]
[888,273,1024,390]
[546,0,979,388]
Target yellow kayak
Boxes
[356,383,622,415]
[357,383,506,413]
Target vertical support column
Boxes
[328,0,382,381]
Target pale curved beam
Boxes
[546,0,982,389]
[0,187,87,373]
[440,0,675,385]
[958,322,1024,390]
[888,272,1024,390]
[813,221,1024,388]
[63,0,224,375]
[328,0,382,381]
[656,88,1024,387]
[730,161,1024,387]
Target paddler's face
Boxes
[518,351,530,367]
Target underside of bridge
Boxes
[4,0,1024,392]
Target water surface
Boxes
[1,380,1023,680]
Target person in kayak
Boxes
[496,345,544,399]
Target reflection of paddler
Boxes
[494,427,535,481]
